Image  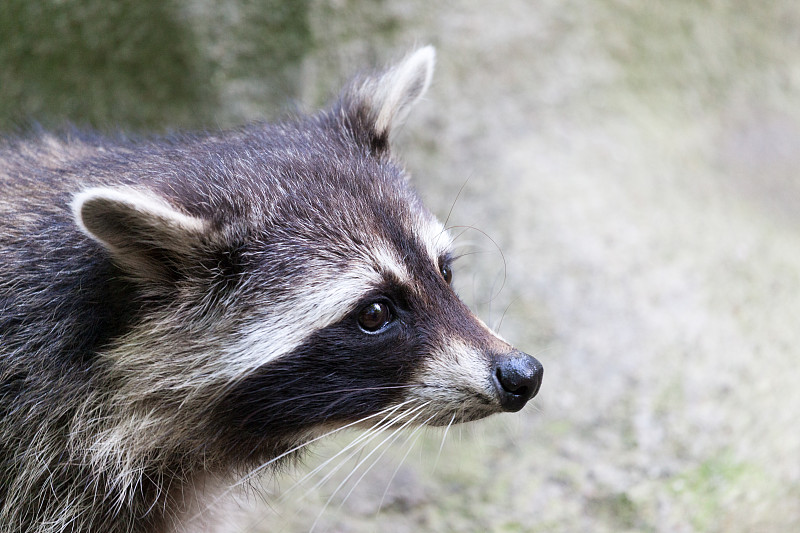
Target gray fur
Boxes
[0,48,542,533]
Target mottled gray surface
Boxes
[3,1,800,532]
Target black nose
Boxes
[492,350,543,412]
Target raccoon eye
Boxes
[440,263,453,285]
[358,302,392,333]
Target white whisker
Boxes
[433,412,456,474]
[240,400,414,488]
[187,400,416,525]
[335,406,430,512]
[308,403,430,532]
[293,402,427,501]
[374,411,437,517]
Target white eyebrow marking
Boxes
[417,215,453,269]
[216,237,417,384]
[369,242,413,285]
[219,260,385,379]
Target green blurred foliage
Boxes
[1,0,210,130]
[0,0,312,132]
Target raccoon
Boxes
[0,47,543,533]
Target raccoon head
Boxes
[71,47,542,463]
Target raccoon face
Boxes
[71,47,542,457]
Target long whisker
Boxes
[242,403,421,533]
[452,249,495,259]
[231,384,418,432]
[187,400,415,525]
[493,297,519,333]
[443,173,473,230]
[293,435,373,501]
[289,402,424,501]
[251,384,417,412]
[445,224,507,302]
[432,174,473,255]
[334,407,431,512]
[301,402,430,499]
[374,411,437,517]
[447,226,474,248]
[240,400,416,489]
[432,412,457,473]
[308,404,430,532]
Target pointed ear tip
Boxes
[405,45,436,80]
[411,45,436,64]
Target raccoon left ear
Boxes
[342,46,435,153]
[72,187,210,283]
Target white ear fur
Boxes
[72,187,208,280]
[73,187,205,245]
[354,46,435,139]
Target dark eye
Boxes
[440,263,453,284]
[357,302,392,333]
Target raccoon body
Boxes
[0,48,543,533]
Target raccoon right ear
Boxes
[72,187,210,282]
[342,46,435,154]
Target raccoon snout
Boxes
[491,350,544,412]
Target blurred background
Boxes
[3,1,800,531]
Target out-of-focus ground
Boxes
[3,1,800,532]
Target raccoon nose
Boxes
[492,350,543,412]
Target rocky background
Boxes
[3,1,800,532]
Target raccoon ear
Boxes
[343,46,435,153]
[72,187,210,282]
